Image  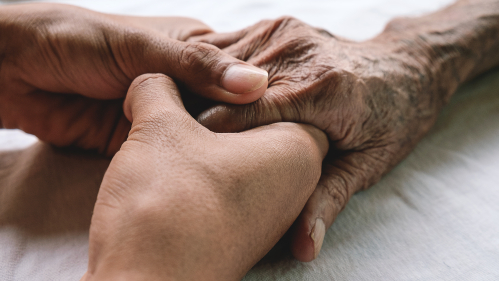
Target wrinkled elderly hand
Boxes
[0,3,268,155]
[82,74,327,281]
[193,0,499,261]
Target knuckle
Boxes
[253,16,299,31]
[321,173,351,211]
[384,17,410,33]
[314,27,335,38]
[178,42,220,75]
[253,16,307,42]
[131,73,174,89]
[356,150,388,187]
[274,16,314,36]
[129,73,178,99]
[227,96,276,132]
[275,16,302,26]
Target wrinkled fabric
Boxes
[1,0,498,280]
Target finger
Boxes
[190,18,290,61]
[188,29,247,50]
[124,73,189,123]
[197,85,299,133]
[0,89,129,156]
[290,150,384,262]
[7,4,266,104]
[123,31,268,104]
[123,74,208,141]
[110,15,213,41]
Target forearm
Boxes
[375,0,499,105]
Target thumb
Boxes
[123,74,205,140]
[291,150,384,262]
[125,33,268,105]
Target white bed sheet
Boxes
[1,0,498,280]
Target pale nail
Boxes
[221,64,268,94]
[311,218,326,259]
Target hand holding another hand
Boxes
[192,1,499,259]
[192,17,442,261]
[83,74,328,281]
[0,3,268,155]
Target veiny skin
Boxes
[0,3,267,156]
[82,74,328,281]
[193,0,499,261]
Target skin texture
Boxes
[192,0,499,261]
[82,74,328,281]
[0,142,109,236]
[2,1,498,278]
[0,3,268,156]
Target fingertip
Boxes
[291,215,316,262]
[311,218,326,260]
[123,73,183,124]
[124,74,170,123]
[166,41,266,105]
[220,63,268,102]
[292,215,326,262]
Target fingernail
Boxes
[311,218,326,259]
[221,64,268,94]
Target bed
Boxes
[1,0,498,280]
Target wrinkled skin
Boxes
[194,0,499,261]
[194,17,437,261]
[82,74,328,281]
[0,3,268,155]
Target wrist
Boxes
[373,26,462,110]
[372,0,499,106]
[380,36,461,109]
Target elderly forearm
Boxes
[374,0,499,106]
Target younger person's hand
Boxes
[0,3,268,155]
[82,74,327,281]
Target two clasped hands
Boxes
[1,1,498,280]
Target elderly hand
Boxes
[193,0,499,261]
[82,74,327,281]
[0,3,268,155]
